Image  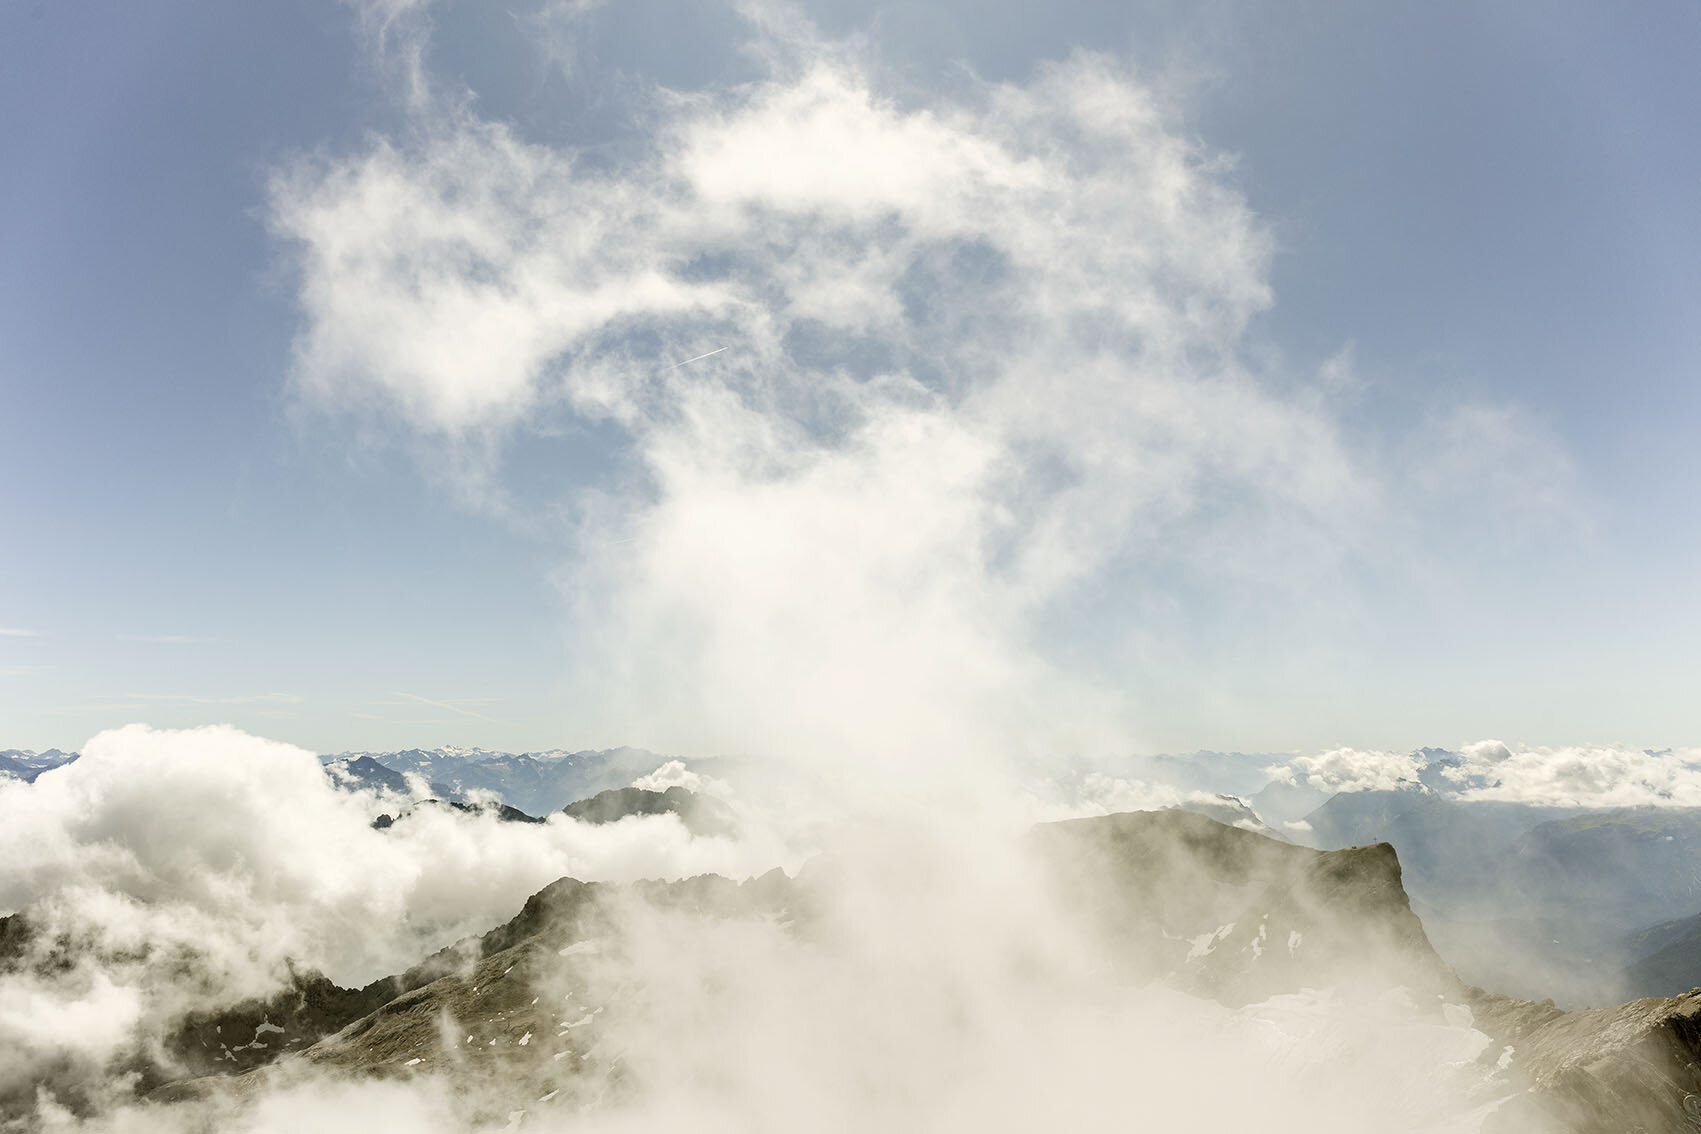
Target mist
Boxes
[2,728,1534,1132]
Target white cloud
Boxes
[1267,740,1701,810]
[1272,748,1426,794]
[0,969,141,1061]
[233,1079,460,1134]
[270,16,1382,786]
[631,759,732,797]
[1441,741,1701,809]
[0,628,38,638]
[676,63,1046,222]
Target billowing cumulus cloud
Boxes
[1441,741,1701,809]
[1270,747,1427,794]
[0,724,796,1104]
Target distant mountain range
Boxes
[3,743,683,819]
[0,749,78,783]
[316,746,676,816]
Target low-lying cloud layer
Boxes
[1269,741,1701,809]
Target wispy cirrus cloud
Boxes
[0,628,39,638]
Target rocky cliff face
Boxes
[1024,809,1454,1004]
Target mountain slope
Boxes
[321,754,417,797]
[1472,990,1701,1134]
[1619,910,1701,999]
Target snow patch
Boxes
[1187,924,1235,961]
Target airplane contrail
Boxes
[393,690,501,724]
[668,346,728,369]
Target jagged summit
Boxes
[321,754,415,796]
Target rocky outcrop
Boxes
[1472,990,1701,1133]
[561,786,736,838]
[151,970,395,1085]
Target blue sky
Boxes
[3,0,1697,758]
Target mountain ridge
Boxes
[64,809,1701,1132]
